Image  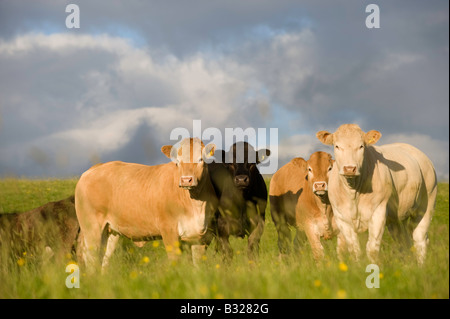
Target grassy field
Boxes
[0,178,448,299]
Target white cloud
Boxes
[277,133,331,164]
[0,26,448,180]
[0,32,270,175]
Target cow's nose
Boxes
[234,175,249,187]
[180,176,194,187]
[314,182,327,191]
[343,166,357,176]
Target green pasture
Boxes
[0,178,448,299]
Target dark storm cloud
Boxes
[0,0,448,179]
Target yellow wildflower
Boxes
[338,262,348,272]
[17,257,26,266]
[336,289,347,299]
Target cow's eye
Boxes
[328,166,332,171]
[198,158,203,163]
[359,145,364,149]
[308,167,312,172]
[335,145,340,150]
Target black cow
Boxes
[207,142,270,261]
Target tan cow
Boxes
[270,151,341,260]
[75,138,218,271]
[317,124,437,265]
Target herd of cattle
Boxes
[0,124,437,270]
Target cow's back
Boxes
[383,143,437,191]
[270,157,306,226]
[0,196,78,258]
[76,161,180,239]
[366,143,436,220]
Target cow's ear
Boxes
[162,145,179,163]
[316,131,334,145]
[365,130,381,145]
[203,143,216,160]
[161,145,173,159]
[257,149,271,164]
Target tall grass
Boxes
[0,178,448,299]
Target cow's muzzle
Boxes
[234,175,250,188]
[342,165,358,177]
[313,181,328,196]
[180,176,197,189]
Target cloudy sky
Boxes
[0,0,448,180]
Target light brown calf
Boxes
[75,138,218,271]
[270,151,341,260]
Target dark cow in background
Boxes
[0,195,80,262]
[207,142,270,261]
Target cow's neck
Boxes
[314,192,332,219]
[314,193,330,209]
[339,175,362,196]
[187,171,212,202]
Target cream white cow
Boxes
[317,124,437,265]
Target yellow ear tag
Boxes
[368,138,375,144]
[209,149,214,157]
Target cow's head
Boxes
[223,142,270,190]
[305,151,334,197]
[316,124,381,177]
[161,138,216,189]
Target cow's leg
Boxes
[270,197,291,256]
[412,187,437,266]
[272,212,291,256]
[247,200,265,261]
[366,205,387,264]
[217,234,233,262]
[161,226,181,262]
[304,224,324,261]
[79,221,104,273]
[335,216,361,262]
[293,229,307,253]
[247,216,264,261]
[336,233,347,261]
[387,217,412,251]
[191,244,206,267]
[101,233,120,273]
[216,210,233,261]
